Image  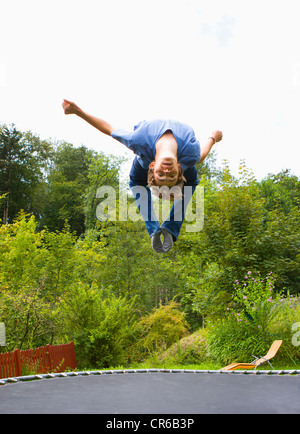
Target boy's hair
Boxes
[147,163,186,200]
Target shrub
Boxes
[158,329,209,365]
[132,301,189,361]
[57,283,137,368]
[207,271,300,365]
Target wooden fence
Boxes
[0,341,76,379]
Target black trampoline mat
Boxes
[0,372,300,414]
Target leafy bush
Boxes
[132,301,189,361]
[158,329,209,365]
[0,286,55,351]
[207,272,300,365]
[57,283,137,368]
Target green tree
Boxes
[40,142,95,235]
[259,169,300,214]
[0,286,55,351]
[196,149,222,183]
[96,217,187,313]
[0,124,53,223]
[84,152,126,231]
[184,262,229,327]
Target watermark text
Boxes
[0,323,5,346]
[96,184,204,233]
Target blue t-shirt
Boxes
[111,119,201,171]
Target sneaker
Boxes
[151,232,164,253]
[161,229,173,253]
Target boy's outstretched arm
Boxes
[62,99,114,136]
[198,130,223,163]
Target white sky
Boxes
[1,0,299,180]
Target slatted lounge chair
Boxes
[221,340,283,371]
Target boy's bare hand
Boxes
[211,130,223,143]
[62,99,81,115]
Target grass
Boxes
[95,360,300,372]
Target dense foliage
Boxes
[0,123,299,368]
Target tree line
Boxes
[0,123,299,367]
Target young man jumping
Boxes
[62,99,223,253]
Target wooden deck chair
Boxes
[221,340,283,371]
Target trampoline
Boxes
[1,369,300,415]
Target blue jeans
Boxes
[129,157,198,241]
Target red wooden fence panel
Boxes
[0,350,22,378]
[0,352,15,378]
[0,342,76,379]
[49,341,76,373]
[20,346,50,374]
